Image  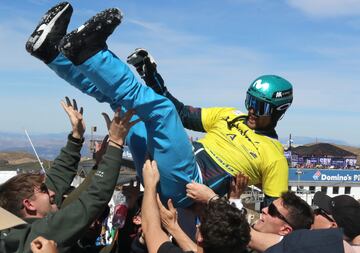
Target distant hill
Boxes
[0,152,38,165]
[0,131,359,163]
[279,135,352,146]
[336,145,360,161]
[292,143,356,157]
[0,131,102,160]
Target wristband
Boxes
[68,133,84,144]
[109,139,124,149]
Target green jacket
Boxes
[0,136,123,253]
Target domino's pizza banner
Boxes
[289,168,360,182]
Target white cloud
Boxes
[287,0,360,17]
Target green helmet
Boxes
[245,75,293,121]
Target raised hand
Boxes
[142,159,160,189]
[61,97,85,139]
[156,195,197,252]
[94,135,109,166]
[156,195,178,232]
[228,172,249,199]
[102,108,140,148]
[186,181,217,204]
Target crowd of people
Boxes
[294,163,356,170]
[1,2,360,253]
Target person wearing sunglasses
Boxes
[0,96,85,221]
[127,48,293,206]
[252,191,313,236]
[0,97,139,253]
[248,191,360,253]
[312,191,360,249]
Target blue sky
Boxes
[0,0,360,146]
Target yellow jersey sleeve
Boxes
[201,107,240,132]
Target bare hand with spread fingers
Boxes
[156,195,178,232]
[102,108,141,149]
[229,172,249,199]
[61,96,85,139]
[156,195,197,252]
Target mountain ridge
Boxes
[0,132,359,165]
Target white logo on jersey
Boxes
[253,79,269,91]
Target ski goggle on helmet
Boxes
[245,75,293,117]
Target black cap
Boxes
[313,191,360,239]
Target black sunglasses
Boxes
[38,183,49,195]
[268,202,294,228]
[314,208,335,223]
[39,183,56,205]
[22,183,51,209]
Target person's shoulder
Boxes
[201,107,244,122]
[227,108,247,120]
[203,107,240,114]
[265,229,344,253]
[1,223,32,252]
[257,135,284,156]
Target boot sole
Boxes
[30,3,71,51]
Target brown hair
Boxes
[0,173,44,217]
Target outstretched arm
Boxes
[45,97,86,206]
[127,48,205,132]
[28,109,139,250]
[186,174,248,210]
[164,92,205,132]
[141,159,170,253]
[186,181,218,204]
[156,196,197,252]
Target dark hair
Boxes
[0,173,44,217]
[281,191,314,230]
[199,198,250,253]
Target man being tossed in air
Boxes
[128,49,293,204]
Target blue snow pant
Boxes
[48,49,201,207]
